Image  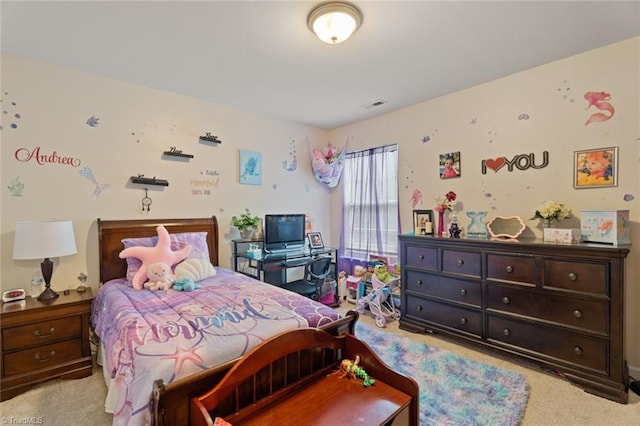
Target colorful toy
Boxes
[356,270,401,328]
[119,225,191,290]
[144,262,174,291]
[338,355,375,387]
[173,276,201,292]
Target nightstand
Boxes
[0,289,93,401]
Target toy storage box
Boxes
[543,228,581,244]
[580,210,630,244]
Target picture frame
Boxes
[439,151,461,179]
[574,146,618,189]
[308,232,324,249]
[239,150,262,185]
[413,210,434,235]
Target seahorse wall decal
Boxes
[584,91,615,126]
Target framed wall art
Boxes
[413,209,434,235]
[439,151,461,179]
[574,146,618,189]
[239,150,262,185]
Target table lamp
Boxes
[13,220,77,301]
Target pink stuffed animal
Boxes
[144,262,174,291]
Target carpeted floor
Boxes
[356,322,529,425]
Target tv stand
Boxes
[232,239,339,307]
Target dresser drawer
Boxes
[405,245,437,270]
[406,270,481,307]
[543,259,607,295]
[2,316,81,351]
[487,316,608,373]
[487,285,608,334]
[486,253,535,285]
[442,249,481,277]
[3,339,83,376]
[405,296,482,337]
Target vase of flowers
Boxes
[530,201,571,228]
[434,191,457,236]
[231,208,260,240]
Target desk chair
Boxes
[280,256,333,301]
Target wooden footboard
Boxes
[151,310,359,426]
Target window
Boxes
[339,144,399,271]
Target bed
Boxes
[92,216,357,426]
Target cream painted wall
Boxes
[1,54,332,293]
[329,37,640,373]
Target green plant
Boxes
[231,209,260,232]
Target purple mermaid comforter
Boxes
[91,267,340,426]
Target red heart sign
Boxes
[485,157,506,172]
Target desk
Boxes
[232,239,339,306]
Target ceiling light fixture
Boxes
[307,2,363,45]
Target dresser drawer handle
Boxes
[573,346,583,356]
[505,266,513,273]
[568,272,577,281]
[457,259,464,266]
[417,305,423,311]
[503,328,511,336]
[418,255,424,260]
[460,317,467,325]
[35,351,56,362]
[460,288,467,296]
[502,297,510,304]
[573,310,583,318]
[416,279,423,286]
[34,327,56,338]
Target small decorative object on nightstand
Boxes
[76,272,88,292]
[13,220,78,301]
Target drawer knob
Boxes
[417,305,423,311]
[505,265,513,273]
[34,327,55,338]
[574,346,583,356]
[416,279,423,286]
[460,288,467,296]
[502,297,510,304]
[460,317,467,325]
[573,310,583,318]
[503,328,511,336]
[457,259,464,266]
[35,350,56,362]
[419,255,424,260]
[568,272,577,281]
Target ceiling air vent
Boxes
[361,99,388,109]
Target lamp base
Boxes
[37,286,59,301]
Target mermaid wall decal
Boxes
[584,91,615,126]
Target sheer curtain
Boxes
[338,144,399,274]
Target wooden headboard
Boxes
[97,216,219,284]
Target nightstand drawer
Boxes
[3,339,83,376]
[2,316,81,351]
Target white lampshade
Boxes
[308,2,362,45]
[13,220,77,260]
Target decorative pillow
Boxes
[119,226,193,289]
[122,231,210,284]
[174,258,216,282]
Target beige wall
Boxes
[2,37,638,373]
[1,53,331,291]
[329,37,640,374]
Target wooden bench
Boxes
[190,328,419,426]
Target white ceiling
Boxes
[2,1,639,129]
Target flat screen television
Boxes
[264,214,306,253]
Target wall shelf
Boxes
[130,175,169,187]
[200,133,221,144]
[163,147,194,158]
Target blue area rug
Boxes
[355,323,529,425]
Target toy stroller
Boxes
[355,272,401,328]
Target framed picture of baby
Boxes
[574,146,618,188]
[439,151,461,179]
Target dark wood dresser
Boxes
[0,289,93,401]
[398,235,630,403]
